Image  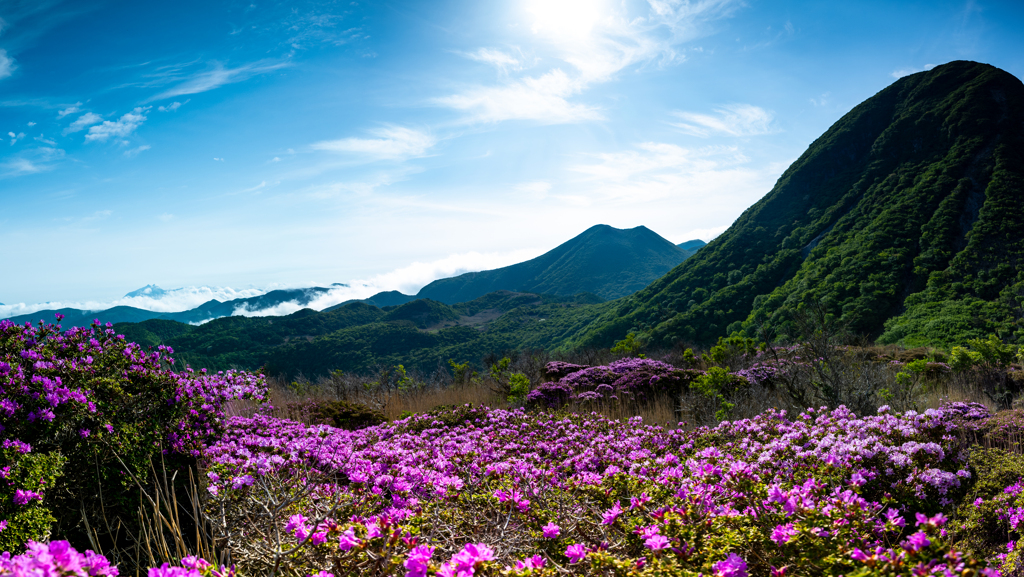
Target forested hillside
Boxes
[570,61,1024,350]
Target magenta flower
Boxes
[338,527,361,551]
[404,545,433,577]
[565,544,587,564]
[13,489,42,505]
[542,521,560,538]
[602,501,623,525]
[771,523,797,545]
[903,531,930,552]
[713,553,747,577]
[645,534,670,550]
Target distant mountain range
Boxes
[4,226,704,328]
[2,287,337,327]
[22,62,1020,376]
[333,225,705,309]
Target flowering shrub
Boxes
[0,317,267,554]
[527,358,713,409]
[189,401,998,575]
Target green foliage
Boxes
[0,448,65,552]
[610,332,645,355]
[690,367,745,421]
[948,448,1024,566]
[507,373,531,403]
[567,61,1024,350]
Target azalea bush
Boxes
[186,401,1010,575]
[0,316,267,557]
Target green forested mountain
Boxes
[416,224,695,303]
[115,291,609,376]
[570,61,1024,350]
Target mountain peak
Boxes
[574,60,1024,349]
[124,284,168,299]
[416,225,693,303]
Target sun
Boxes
[524,0,608,40]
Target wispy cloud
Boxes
[435,69,602,124]
[232,249,543,317]
[158,99,188,112]
[123,144,150,157]
[463,48,523,74]
[310,126,436,160]
[568,141,768,204]
[8,132,25,145]
[84,107,150,142]
[63,112,103,134]
[670,104,775,137]
[57,103,82,118]
[437,0,739,124]
[0,285,269,319]
[0,146,66,178]
[0,49,16,80]
[145,59,290,102]
[891,64,936,79]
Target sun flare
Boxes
[524,0,608,39]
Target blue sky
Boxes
[2,0,1023,312]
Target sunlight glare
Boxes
[525,0,607,40]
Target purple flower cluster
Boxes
[0,540,118,576]
[529,357,707,408]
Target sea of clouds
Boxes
[1,248,542,321]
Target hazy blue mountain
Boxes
[676,240,706,252]
[123,284,170,299]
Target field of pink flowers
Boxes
[3,317,1024,576]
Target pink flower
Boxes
[645,535,670,550]
[542,522,560,539]
[903,532,930,552]
[404,545,433,577]
[602,501,623,525]
[338,527,361,551]
[713,553,747,577]
[771,523,797,545]
[565,544,587,564]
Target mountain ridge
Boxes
[568,60,1024,350]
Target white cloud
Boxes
[84,107,150,142]
[34,135,57,145]
[8,131,24,145]
[890,63,937,79]
[0,146,65,178]
[516,181,552,199]
[311,126,436,159]
[0,285,269,320]
[232,249,543,317]
[464,48,523,73]
[0,49,16,80]
[147,60,289,102]
[568,141,766,204]
[63,112,103,134]
[671,104,775,137]
[57,103,82,118]
[213,157,225,162]
[123,144,151,157]
[809,92,830,107]
[26,121,35,127]
[438,0,738,125]
[158,99,188,112]
[675,225,728,243]
[435,69,602,124]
